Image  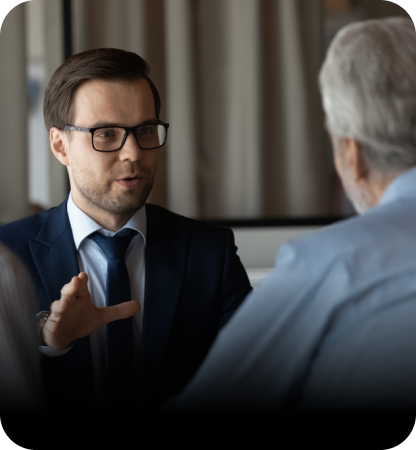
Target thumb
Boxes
[100,301,141,325]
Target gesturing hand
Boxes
[42,272,141,350]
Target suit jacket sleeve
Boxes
[216,227,252,329]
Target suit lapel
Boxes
[29,201,79,307]
[142,204,191,385]
[28,200,93,389]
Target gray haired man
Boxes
[166,17,416,412]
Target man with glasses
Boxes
[0,48,251,411]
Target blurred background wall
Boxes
[0,0,411,225]
[0,4,28,224]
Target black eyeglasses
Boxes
[63,121,169,152]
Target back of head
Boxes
[319,17,416,173]
[43,48,161,131]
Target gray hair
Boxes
[319,17,416,172]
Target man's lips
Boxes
[116,176,143,188]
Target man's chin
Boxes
[75,179,153,216]
[103,197,147,215]
[106,185,153,215]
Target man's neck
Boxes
[366,170,402,208]
[71,193,136,232]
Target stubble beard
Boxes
[71,163,155,216]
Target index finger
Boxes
[60,273,86,298]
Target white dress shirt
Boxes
[40,193,146,399]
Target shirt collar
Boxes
[67,192,147,250]
[379,166,416,207]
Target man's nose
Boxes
[119,131,143,162]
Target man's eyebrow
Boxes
[89,119,159,128]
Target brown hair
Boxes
[43,48,161,131]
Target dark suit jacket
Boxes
[0,200,251,410]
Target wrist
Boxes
[36,311,74,349]
[36,311,50,346]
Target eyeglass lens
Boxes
[92,124,167,151]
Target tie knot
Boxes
[88,229,137,260]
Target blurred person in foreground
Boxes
[166,17,416,412]
[0,48,251,411]
[0,243,43,411]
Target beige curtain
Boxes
[72,0,331,219]
[0,0,331,222]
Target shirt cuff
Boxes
[38,343,74,357]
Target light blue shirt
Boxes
[168,166,416,411]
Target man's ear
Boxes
[343,137,368,182]
[50,127,70,166]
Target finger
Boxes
[99,301,141,326]
[50,297,70,316]
[75,272,90,297]
[44,317,59,334]
[50,298,63,314]
[79,272,88,283]
[61,276,81,298]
